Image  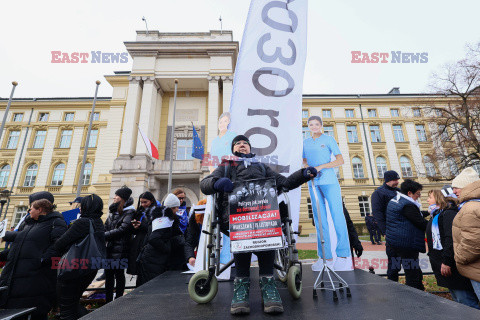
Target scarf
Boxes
[458,198,480,210]
[429,205,442,250]
[234,153,259,168]
[397,192,422,210]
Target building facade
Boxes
[0,30,462,234]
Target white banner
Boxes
[229,0,308,232]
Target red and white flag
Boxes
[138,127,159,160]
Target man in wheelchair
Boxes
[200,135,317,315]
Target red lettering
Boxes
[370,52,379,63]
[354,257,360,269]
[61,52,71,63]
[371,258,379,269]
[361,52,371,63]
[379,52,389,63]
[71,52,79,63]
[351,51,361,63]
[380,258,388,269]
[51,257,60,269]
[79,52,89,63]
[361,259,370,269]
[71,258,79,270]
[79,259,89,269]
[51,51,62,63]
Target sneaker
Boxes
[311,259,324,271]
[333,257,351,271]
[259,276,284,314]
[230,277,250,315]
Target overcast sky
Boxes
[1,0,479,98]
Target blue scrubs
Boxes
[303,135,350,259]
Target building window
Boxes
[6,131,20,149]
[400,156,413,177]
[13,113,23,122]
[390,109,399,117]
[302,127,310,140]
[322,109,332,118]
[82,163,92,185]
[370,125,381,142]
[323,125,334,137]
[416,124,427,142]
[23,164,38,187]
[59,130,73,148]
[424,156,436,177]
[352,157,365,178]
[33,130,47,149]
[358,196,371,217]
[64,113,74,121]
[413,109,422,117]
[347,126,359,143]
[0,164,10,188]
[87,129,98,148]
[176,139,193,160]
[447,157,459,176]
[13,206,28,228]
[345,109,355,118]
[438,125,449,141]
[91,112,100,121]
[393,125,405,142]
[38,113,49,122]
[302,110,309,119]
[51,163,65,186]
[368,109,377,117]
[376,157,388,178]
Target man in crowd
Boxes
[386,179,428,290]
[451,167,480,300]
[371,170,401,280]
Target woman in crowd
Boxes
[427,187,480,309]
[0,197,67,320]
[104,187,135,302]
[55,194,106,319]
[172,188,189,235]
[184,199,207,268]
[201,134,316,315]
[137,194,183,285]
[128,191,158,280]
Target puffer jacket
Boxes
[105,197,135,260]
[0,211,67,317]
[127,205,157,275]
[453,180,480,282]
[200,157,310,229]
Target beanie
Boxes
[441,185,457,199]
[115,187,132,202]
[452,167,480,189]
[164,193,181,208]
[384,170,400,183]
[231,135,251,153]
[29,191,54,205]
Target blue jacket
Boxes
[371,183,399,235]
[386,193,427,253]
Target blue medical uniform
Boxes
[303,135,350,259]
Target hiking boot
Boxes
[259,276,284,314]
[231,277,250,315]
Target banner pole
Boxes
[167,79,179,193]
[0,81,19,143]
[76,80,101,198]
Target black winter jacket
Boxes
[426,205,474,290]
[371,183,400,235]
[200,158,310,229]
[0,211,67,317]
[105,198,135,260]
[127,205,157,275]
[184,214,201,262]
[54,216,105,257]
[343,203,362,252]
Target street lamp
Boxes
[0,190,12,219]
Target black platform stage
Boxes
[82,268,480,320]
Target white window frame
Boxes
[176,139,194,160]
[6,131,20,149]
[370,125,381,142]
[416,124,427,142]
[59,130,73,148]
[345,109,355,118]
[0,164,10,188]
[352,157,365,178]
[376,157,387,178]
[400,156,413,177]
[347,126,359,143]
[322,109,332,118]
[358,196,371,217]
[13,113,23,122]
[64,113,75,121]
[24,164,38,187]
[323,125,334,137]
[368,109,377,117]
[393,125,405,142]
[87,129,98,148]
[82,163,92,185]
[51,163,65,186]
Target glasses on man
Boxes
[234,141,249,146]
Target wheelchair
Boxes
[188,188,303,303]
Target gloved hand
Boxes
[303,167,318,178]
[354,243,363,257]
[214,177,234,193]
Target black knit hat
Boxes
[115,187,132,202]
[231,135,251,153]
[29,191,54,205]
[384,170,400,183]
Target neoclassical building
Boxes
[0,30,460,233]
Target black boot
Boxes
[259,276,283,314]
[231,277,250,315]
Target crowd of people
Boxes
[372,167,480,309]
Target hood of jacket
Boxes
[459,180,480,203]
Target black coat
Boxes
[54,217,105,257]
[0,211,67,317]
[343,203,362,252]
[127,205,157,275]
[184,214,201,262]
[365,215,376,231]
[105,199,135,260]
[426,206,474,290]
[371,183,399,235]
[200,159,309,229]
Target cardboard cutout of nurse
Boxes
[303,116,352,271]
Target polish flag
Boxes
[138,127,159,160]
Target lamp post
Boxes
[0,189,12,219]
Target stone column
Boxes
[207,76,220,152]
[119,76,143,156]
[136,76,159,155]
[221,75,233,114]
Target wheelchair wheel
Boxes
[274,248,289,282]
[188,270,218,304]
[287,265,302,299]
